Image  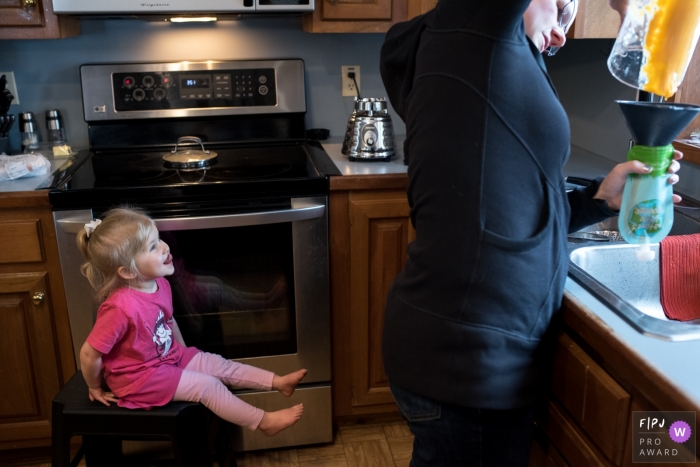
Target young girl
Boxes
[77,207,306,436]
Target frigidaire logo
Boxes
[633,411,696,463]
[141,3,170,7]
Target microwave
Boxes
[52,0,313,15]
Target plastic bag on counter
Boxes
[0,154,50,181]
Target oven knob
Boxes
[259,75,267,84]
[153,88,166,100]
[143,76,155,88]
[123,76,135,89]
[258,85,268,95]
[133,88,146,101]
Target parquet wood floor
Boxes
[12,420,414,467]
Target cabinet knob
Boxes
[32,292,45,305]
[22,0,37,10]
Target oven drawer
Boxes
[226,385,332,451]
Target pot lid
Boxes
[162,136,218,169]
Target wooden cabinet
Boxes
[0,0,78,40]
[0,192,75,451]
[669,31,700,165]
[302,0,621,35]
[535,332,630,466]
[532,294,700,466]
[551,333,630,464]
[568,0,620,39]
[329,174,412,418]
[303,0,436,33]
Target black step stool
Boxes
[52,370,214,467]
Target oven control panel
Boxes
[81,60,304,121]
[112,68,277,111]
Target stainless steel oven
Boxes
[50,59,339,452]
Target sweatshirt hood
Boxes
[379,13,429,123]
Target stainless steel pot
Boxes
[341,97,395,161]
[162,136,218,169]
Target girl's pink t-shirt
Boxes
[87,277,200,409]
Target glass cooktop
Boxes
[50,142,336,210]
[85,144,318,188]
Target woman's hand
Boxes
[593,149,683,211]
[88,386,119,406]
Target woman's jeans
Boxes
[390,382,535,467]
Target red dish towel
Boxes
[660,233,700,321]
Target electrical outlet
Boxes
[341,65,361,97]
[0,71,19,105]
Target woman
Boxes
[380,0,680,465]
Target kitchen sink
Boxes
[568,210,700,341]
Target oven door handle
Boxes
[55,201,326,233]
[155,201,325,231]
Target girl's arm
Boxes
[171,317,187,347]
[80,341,118,406]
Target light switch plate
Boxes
[0,71,19,105]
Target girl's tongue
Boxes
[164,254,173,265]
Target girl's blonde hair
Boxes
[76,206,155,302]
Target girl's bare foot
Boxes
[258,404,304,436]
[272,369,307,397]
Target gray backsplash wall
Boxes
[2,23,700,200]
[0,15,405,152]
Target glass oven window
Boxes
[163,222,296,359]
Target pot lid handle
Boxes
[171,136,209,154]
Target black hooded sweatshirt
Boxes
[380,0,616,409]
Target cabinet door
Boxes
[570,0,620,39]
[530,423,570,467]
[329,187,414,417]
[0,0,44,27]
[303,0,408,33]
[0,272,61,448]
[322,0,393,21]
[551,334,630,465]
[348,191,414,408]
[0,0,78,39]
[408,0,436,18]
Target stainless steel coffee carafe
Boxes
[342,97,395,161]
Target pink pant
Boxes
[172,351,274,430]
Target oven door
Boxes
[55,196,333,451]
[157,196,330,384]
[54,196,330,384]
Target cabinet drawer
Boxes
[552,333,630,465]
[0,220,44,264]
[539,399,608,467]
[530,422,570,467]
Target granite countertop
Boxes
[0,151,85,193]
[322,136,617,180]
[322,136,408,176]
